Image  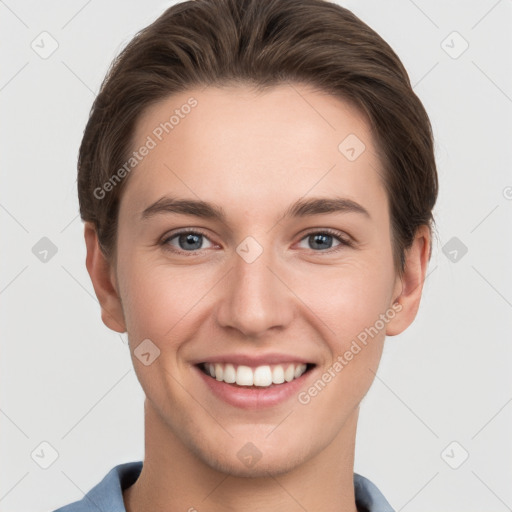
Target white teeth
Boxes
[223,363,236,383]
[271,365,285,384]
[284,364,295,382]
[253,365,272,387]
[294,364,306,378]
[236,365,254,386]
[215,363,224,381]
[202,362,309,387]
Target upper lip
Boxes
[192,353,315,367]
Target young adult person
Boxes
[54,0,438,510]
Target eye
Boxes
[160,228,353,255]
[297,229,352,252]
[161,230,214,253]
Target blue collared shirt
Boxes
[53,461,395,512]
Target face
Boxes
[98,84,417,477]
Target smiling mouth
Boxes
[197,362,316,388]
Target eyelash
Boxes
[160,228,353,256]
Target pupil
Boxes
[311,233,332,250]
[180,233,201,250]
[177,233,333,251]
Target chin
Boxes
[200,445,310,478]
[187,429,314,478]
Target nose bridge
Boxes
[216,237,292,337]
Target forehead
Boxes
[121,83,387,221]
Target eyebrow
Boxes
[140,195,371,222]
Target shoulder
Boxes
[52,461,143,512]
[52,463,392,512]
[354,473,395,512]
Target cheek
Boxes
[119,257,212,342]
[119,262,206,399]
[299,256,395,345]
[296,262,394,419]
[118,232,396,350]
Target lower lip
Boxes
[194,365,315,409]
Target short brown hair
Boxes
[78,0,438,275]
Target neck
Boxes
[124,400,360,512]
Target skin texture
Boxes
[84,83,430,512]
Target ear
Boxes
[84,222,127,333]
[386,225,431,336]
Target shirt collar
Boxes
[54,461,395,512]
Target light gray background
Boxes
[1,1,511,511]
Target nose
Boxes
[215,242,294,339]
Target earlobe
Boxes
[385,225,431,337]
[84,222,127,333]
